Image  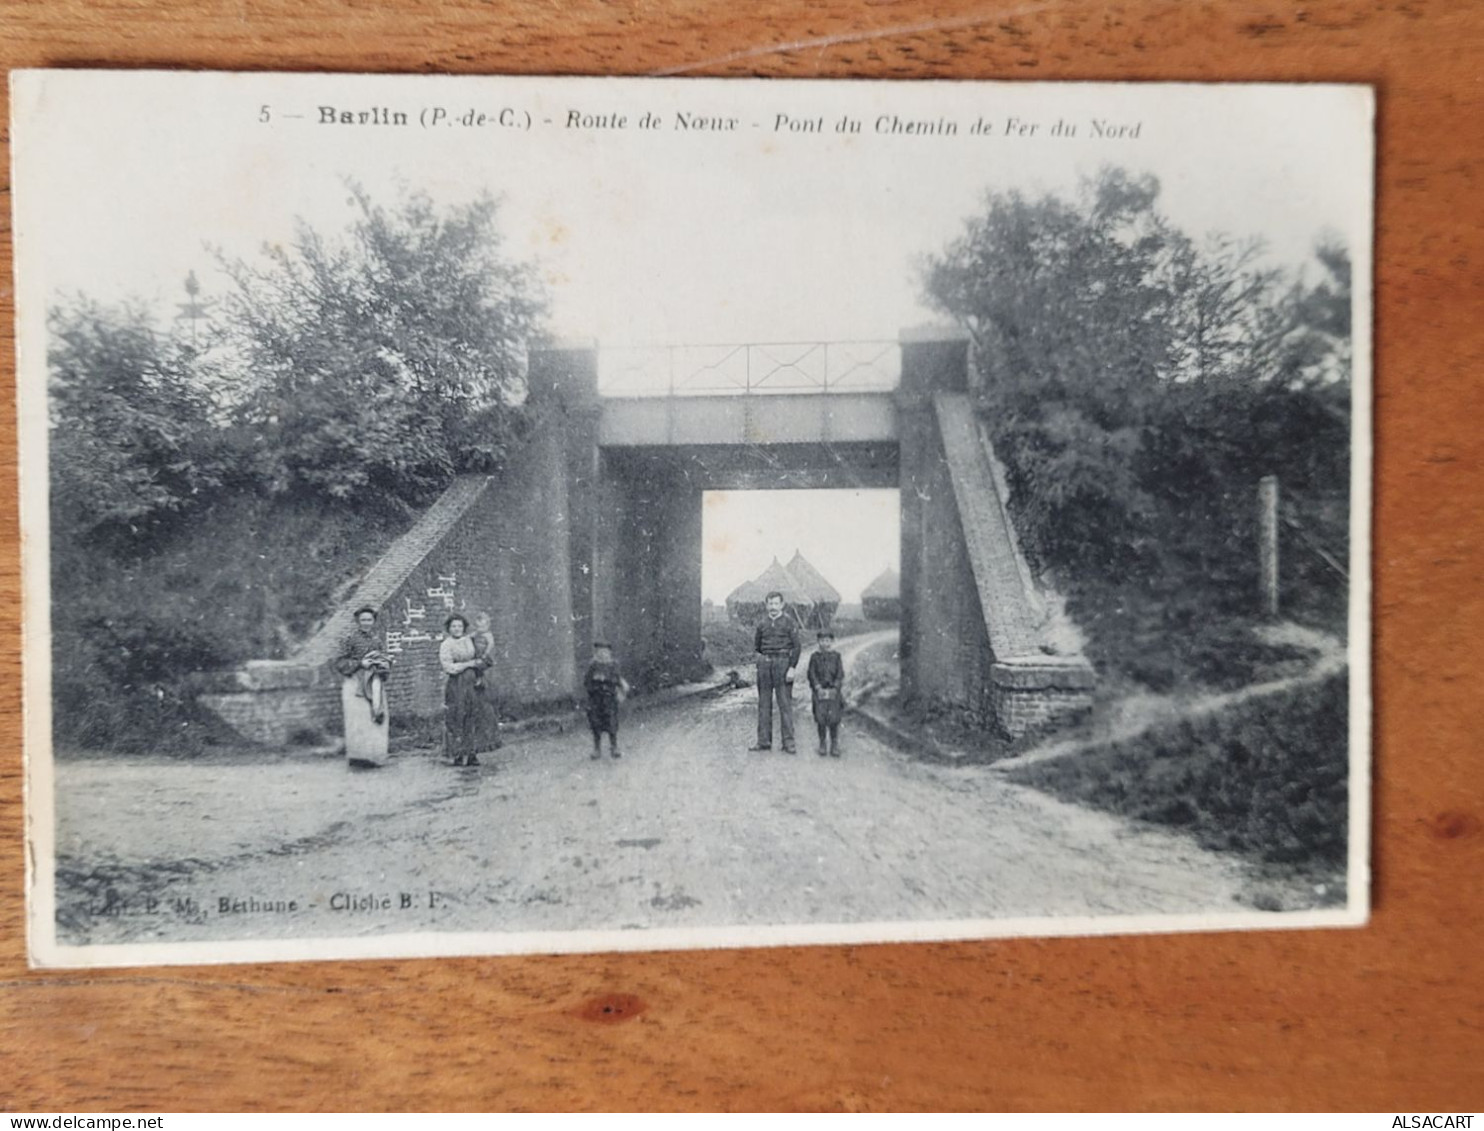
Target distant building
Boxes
[861,567,900,621]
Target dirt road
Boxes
[54,649,1254,948]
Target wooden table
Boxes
[2,0,1481,1112]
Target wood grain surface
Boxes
[2,0,1481,1113]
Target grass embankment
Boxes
[52,489,412,756]
[1067,577,1336,698]
[1004,669,1350,874]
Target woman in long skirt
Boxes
[439,613,483,767]
[334,606,392,769]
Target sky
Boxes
[14,72,1373,347]
[701,489,898,606]
[12,73,1372,602]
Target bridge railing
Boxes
[597,341,901,398]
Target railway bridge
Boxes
[203,329,1095,743]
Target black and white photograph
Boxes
[12,70,1372,967]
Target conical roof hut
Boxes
[724,576,767,622]
[861,566,901,620]
[862,567,899,598]
[725,576,765,605]
[753,557,811,608]
[725,555,846,627]
[786,550,841,604]
[725,557,810,627]
[786,550,841,628]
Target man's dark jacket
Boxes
[754,614,802,667]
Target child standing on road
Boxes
[583,640,630,760]
[808,628,846,758]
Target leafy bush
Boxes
[51,618,237,756]
[47,298,231,547]
[217,185,543,509]
[78,611,227,684]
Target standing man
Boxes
[750,590,801,754]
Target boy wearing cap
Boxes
[807,628,846,757]
[583,640,629,760]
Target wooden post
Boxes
[1258,475,1280,619]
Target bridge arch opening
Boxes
[536,330,1094,734]
[701,486,901,645]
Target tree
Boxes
[922,168,1190,570]
[47,296,226,543]
[921,166,1352,609]
[924,168,1187,420]
[1271,236,1352,389]
[218,185,546,507]
[1167,233,1289,387]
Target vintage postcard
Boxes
[12,70,1373,967]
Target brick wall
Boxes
[359,417,577,720]
[991,685,1095,736]
[199,408,581,744]
[934,394,1042,660]
[989,658,1097,738]
[198,684,340,747]
[898,333,1097,736]
[901,426,1097,736]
